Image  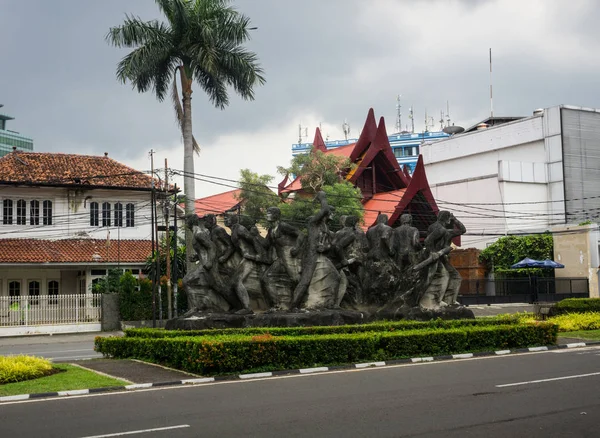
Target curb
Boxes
[2,341,599,403]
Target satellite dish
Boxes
[443,125,465,135]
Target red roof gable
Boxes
[325,143,355,158]
[194,189,243,215]
[0,239,151,264]
[312,128,327,153]
[0,151,153,190]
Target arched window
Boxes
[90,202,99,226]
[28,281,40,305]
[48,280,59,305]
[102,202,111,227]
[30,200,40,225]
[3,199,13,225]
[43,200,53,225]
[114,202,123,227]
[126,203,135,227]
[16,199,26,225]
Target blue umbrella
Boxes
[538,259,565,269]
[510,257,542,269]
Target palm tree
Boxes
[106,0,265,272]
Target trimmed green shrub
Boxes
[95,322,557,375]
[553,298,600,315]
[0,355,54,384]
[124,316,522,339]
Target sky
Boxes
[2,0,600,199]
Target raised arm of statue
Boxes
[449,214,466,238]
[214,227,235,263]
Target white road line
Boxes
[495,350,511,355]
[411,357,434,363]
[239,372,273,379]
[181,378,215,384]
[57,389,89,396]
[452,353,474,359]
[1,349,93,355]
[50,356,96,361]
[79,424,190,438]
[528,346,548,352]
[566,343,587,348]
[299,367,329,374]
[496,371,600,388]
[355,362,386,368]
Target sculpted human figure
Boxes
[366,214,395,261]
[393,213,422,271]
[290,191,341,310]
[262,206,303,310]
[332,215,367,307]
[417,211,466,309]
[182,214,237,312]
[224,213,269,314]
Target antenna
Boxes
[395,95,402,133]
[408,106,415,133]
[446,101,451,127]
[424,109,428,132]
[439,110,445,131]
[298,123,308,144]
[342,119,351,140]
[489,48,494,118]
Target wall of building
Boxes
[0,186,154,240]
[553,223,600,298]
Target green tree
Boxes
[280,182,364,230]
[277,147,353,193]
[106,0,265,271]
[479,234,554,277]
[236,169,278,223]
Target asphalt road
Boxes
[0,332,110,361]
[2,345,600,438]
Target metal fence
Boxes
[458,277,589,305]
[0,294,101,327]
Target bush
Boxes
[96,322,557,375]
[124,315,523,339]
[553,298,600,315]
[0,355,53,384]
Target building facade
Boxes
[421,105,600,251]
[0,105,34,157]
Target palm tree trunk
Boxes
[180,67,196,274]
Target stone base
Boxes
[164,305,475,330]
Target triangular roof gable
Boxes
[194,189,243,215]
[348,117,411,188]
[312,127,328,153]
[349,108,378,162]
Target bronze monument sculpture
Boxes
[170,192,471,329]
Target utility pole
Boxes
[154,171,162,322]
[149,149,156,328]
[164,159,172,319]
[172,183,179,318]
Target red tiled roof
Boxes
[194,189,243,215]
[0,151,153,190]
[324,143,356,158]
[0,239,151,264]
[362,189,407,229]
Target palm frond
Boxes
[106,15,171,48]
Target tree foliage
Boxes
[280,182,364,230]
[236,169,279,223]
[479,234,554,277]
[277,148,354,193]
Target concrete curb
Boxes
[2,341,599,403]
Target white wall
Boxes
[0,186,154,240]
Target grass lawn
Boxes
[560,330,600,341]
[0,363,128,397]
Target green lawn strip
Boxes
[123,315,524,339]
[0,364,128,397]
[560,330,600,341]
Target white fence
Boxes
[0,294,101,327]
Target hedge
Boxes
[95,322,557,375]
[553,298,600,315]
[123,315,523,339]
[0,355,54,384]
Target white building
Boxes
[421,105,600,250]
[0,150,155,303]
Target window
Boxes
[48,280,59,305]
[90,202,99,226]
[43,200,52,225]
[114,202,123,227]
[126,203,135,227]
[30,200,40,225]
[91,269,107,276]
[28,281,40,305]
[393,148,402,158]
[102,202,111,227]
[16,199,26,225]
[3,199,13,224]
[9,281,20,303]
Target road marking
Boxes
[239,372,273,379]
[496,371,600,388]
[355,362,386,368]
[79,424,190,437]
[50,356,97,361]
[411,357,434,363]
[528,346,548,352]
[181,377,215,384]
[2,349,93,355]
[125,384,153,390]
[495,350,511,355]
[452,353,474,359]
[567,343,587,348]
[57,389,89,396]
